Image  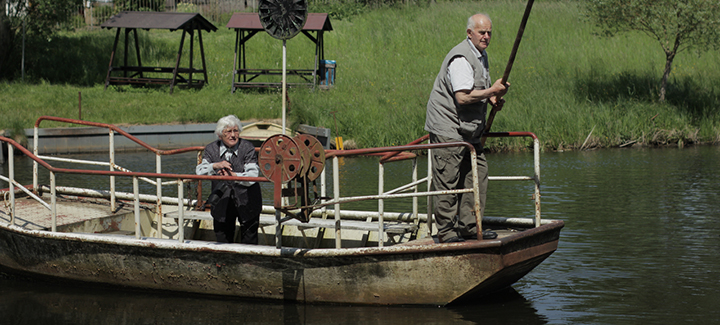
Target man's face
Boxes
[219,126,240,147]
[467,16,492,52]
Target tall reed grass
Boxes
[1,0,718,150]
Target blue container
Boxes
[320,60,336,87]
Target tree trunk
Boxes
[0,0,10,79]
[659,51,675,102]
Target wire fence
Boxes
[70,0,256,29]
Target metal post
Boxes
[470,146,482,240]
[109,130,116,212]
[377,162,384,247]
[533,138,541,227]
[50,171,56,232]
[33,126,38,194]
[133,176,140,239]
[156,154,163,237]
[8,142,14,225]
[178,179,184,242]
[312,164,328,248]
[426,149,433,237]
[321,165,327,217]
[196,151,204,210]
[333,156,341,248]
[275,210,282,249]
[412,156,418,223]
[282,40,287,134]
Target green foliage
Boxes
[176,2,200,13]
[585,0,720,101]
[114,0,165,12]
[0,1,719,151]
[92,4,118,25]
[309,0,369,20]
[586,0,720,53]
[7,0,83,37]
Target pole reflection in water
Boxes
[1,146,720,324]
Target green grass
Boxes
[1,0,719,150]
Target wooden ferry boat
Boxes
[0,117,563,306]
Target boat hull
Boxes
[0,220,563,305]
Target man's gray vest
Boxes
[425,39,491,144]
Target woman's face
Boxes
[219,125,240,147]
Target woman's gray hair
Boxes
[214,115,243,137]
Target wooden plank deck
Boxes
[0,193,416,235]
[164,210,418,234]
[0,194,135,231]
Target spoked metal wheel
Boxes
[258,0,308,40]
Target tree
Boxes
[586,0,720,102]
[0,0,82,79]
[1,0,14,78]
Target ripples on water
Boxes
[2,146,720,324]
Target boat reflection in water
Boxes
[0,274,547,324]
[0,117,562,307]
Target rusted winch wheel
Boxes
[295,134,325,181]
[259,134,302,183]
[258,0,308,40]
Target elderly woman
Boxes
[196,115,262,244]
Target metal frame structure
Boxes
[101,11,218,94]
[226,12,332,91]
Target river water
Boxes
[1,146,719,324]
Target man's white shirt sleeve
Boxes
[447,57,474,93]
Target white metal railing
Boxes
[28,116,205,237]
[327,132,543,247]
[2,124,542,249]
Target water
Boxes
[2,146,720,324]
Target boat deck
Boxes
[0,193,527,244]
[0,194,135,231]
[164,210,418,234]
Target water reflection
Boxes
[520,146,720,324]
[0,273,548,324]
[2,146,720,323]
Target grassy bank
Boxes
[1,0,719,151]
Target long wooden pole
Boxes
[482,0,535,146]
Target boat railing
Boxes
[2,118,541,249]
[31,116,206,237]
[319,131,541,247]
[1,133,266,240]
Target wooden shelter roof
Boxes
[101,11,217,32]
[226,13,332,32]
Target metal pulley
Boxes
[295,134,325,181]
[260,134,326,223]
[259,134,326,183]
[259,134,302,183]
[258,0,308,40]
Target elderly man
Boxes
[196,115,262,244]
[425,13,509,243]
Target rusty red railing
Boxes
[2,118,542,249]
